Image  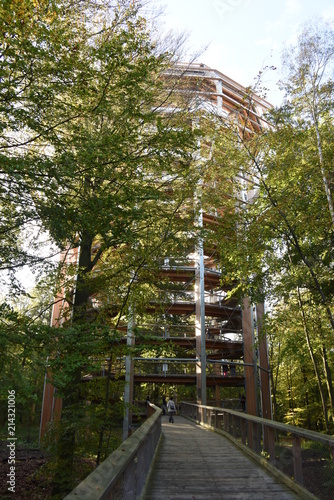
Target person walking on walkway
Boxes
[167,396,176,423]
[162,396,167,415]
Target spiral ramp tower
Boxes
[40,64,273,439]
[122,64,273,435]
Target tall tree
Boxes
[281,20,334,225]
[201,21,334,429]
[1,0,202,494]
[0,0,93,283]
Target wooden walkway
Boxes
[144,416,299,499]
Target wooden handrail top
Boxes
[65,404,162,500]
[182,402,334,447]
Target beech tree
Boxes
[1,0,202,494]
[0,0,92,282]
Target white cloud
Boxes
[284,0,302,15]
[255,37,274,47]
[321,6,334,20]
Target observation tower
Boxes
[40,63,273,439]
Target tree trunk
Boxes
[301,366,311,429]
[73,230,94,321]
[287,365,294,418]
[297,288,329,430]
[52,230,93,496]
[269,340,280,421]
[321,344,334,422]
[312,110,334,226]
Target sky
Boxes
[157,0,334,105]
[6,0,334,294]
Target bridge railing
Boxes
[181,402,334,500]
[65,403,162,500]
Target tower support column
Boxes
[123,309,135,441]
[256,303,273,452]
[195,211,206,406]
[242,297,259,416]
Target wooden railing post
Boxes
[267,426,276,465]
[252,422,260,454]
[224,412,229,433]
[293,435,303,485]
[217,413,223,430]
[232,415,238,438]
[241,418,247,445]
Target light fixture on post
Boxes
[162,363,168,377]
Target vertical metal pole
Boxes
[195,209,206,406]
[251,304,260,418]
[199,234,207,407]
[123,307,135,441]
[215,79,223,116]
[257,302,273,420]
[242,298,257,415]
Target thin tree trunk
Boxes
[296,287,329,430]
[312,111,334,226]
[287,365,294,420]
[321,344,334,422]
[301,366,311,429]
[269,340,280,421]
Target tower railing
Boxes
[181,402,334,500]
[64,403,162,500]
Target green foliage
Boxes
[0,297,50,444]
[202,20,334,431]
[266,294,334,430]
[1,0,203,494]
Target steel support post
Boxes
[242,297,259,417]
[215,79,223,115]
[195,210,206,407]
[257,302,273,453]
[123,308,135,441]
[243,298,260,451]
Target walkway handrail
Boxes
[188,403,334,446]
[181,402,334,499]
[65,403,162,500]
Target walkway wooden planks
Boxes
[144,416,299,500]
